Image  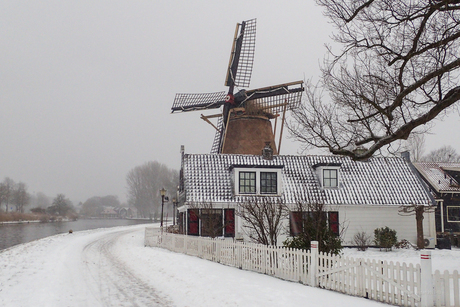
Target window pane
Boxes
[201,209,223,237]
[261,172,277,194]
[447,206,460,222]
[323,169,338,187]
[239,171,256,194]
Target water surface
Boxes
[0,219,153,250]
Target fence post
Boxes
[310,241,318,287]
[420,250,434,307]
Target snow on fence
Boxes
[144,228,460,307]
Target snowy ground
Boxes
[0,224,458,307]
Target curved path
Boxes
[0,224,388,307]
[81,229,172,307]
[0,225,172,307]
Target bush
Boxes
[283,230,342,255]
[394,239,415,249]
[353,231,372,251]
[374,226,397,251]
[31,207,46,214]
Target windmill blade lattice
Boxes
[171,91,227,113]
[210,116,223,154]
[245,90,303,114]
[241,81,304,113]
[226,19,256,89]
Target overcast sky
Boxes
[1,1,459,205]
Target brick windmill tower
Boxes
[171,19,304,155]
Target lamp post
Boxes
[172,197,177,226]
[160,188,166,228]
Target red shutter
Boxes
[224,209,235,237]
[329,212,339,236]
[290,211,303,236]
[188,209,199,236]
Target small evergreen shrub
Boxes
[374,226,397,251]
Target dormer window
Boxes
[312,163,341,188]
[260,172,277,194]
[233,166,283,195]
[239,171,256,194]
[323,169,338,187]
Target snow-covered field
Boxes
[0,224,458,307]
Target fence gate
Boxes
[317,252,421,307]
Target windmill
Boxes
[171,19,304,155]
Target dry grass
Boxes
[0,212,43,222]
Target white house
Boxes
[176,146,436,246]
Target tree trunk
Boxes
[416,206,425,249]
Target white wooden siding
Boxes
[336,205,436,246]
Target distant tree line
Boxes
[0,177,76,219]
[0,177,30,213]
[126,161,179,219]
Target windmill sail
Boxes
[210,116,223,154]
[171,92,227,113]
[225,19,256,90]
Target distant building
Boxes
[100,207,118,219]
[413,162,460,235]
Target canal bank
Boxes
[0,219,153,250]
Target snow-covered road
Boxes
[80,229,172,306]
[0,224,389,306]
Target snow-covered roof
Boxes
[182,153,431,206]
[413,162,460,193]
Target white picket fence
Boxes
[145,228,459,307]
[317,251,421,306]
[147,228,311,284]
[434,270,460,307]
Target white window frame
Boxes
[447,206,460,222]
[316,166,340,188]
[234,168,282,196]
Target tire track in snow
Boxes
[81,229,173,307]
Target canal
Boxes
[0,219,154,250]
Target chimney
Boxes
[262,142,274,160]
[401,151,410,162]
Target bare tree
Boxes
[289,0,460,160]
[0,177,15,213]
[12,182,30,213]
[48,194,74,217]
[403,133,426,162]
[422,145,460,162]
[237,197,288,246]
[285,202,342,254]
[34,192,51,209]
[126,161,179,218]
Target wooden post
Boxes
[310,241,318,287]
[420,250,434,307]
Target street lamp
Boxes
[160,188,166,227]
[172,197,177,226]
